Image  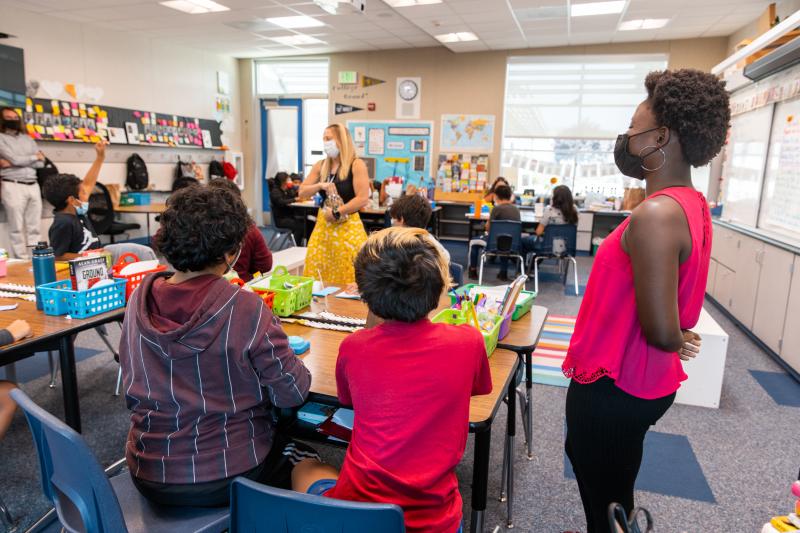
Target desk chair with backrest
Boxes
[10,388,229,533]
[259,226,296,252]
[88,183,140,244]
[229,477,405,533]
[477,220,526,285]
[449,262,464,287]
[528,223,579,295]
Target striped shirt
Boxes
[120,272,311,485]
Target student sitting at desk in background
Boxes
[120,185,316,507]
[208,178,272,281]
[388,193,450,262]
[293,227,492,533]
[483,176,514,205]
[522,184,579,254]
[0,320,31,440]
[468,184,521,281]
[43,141,154,263]
[269,171,303,246]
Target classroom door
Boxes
[261,98,303,219]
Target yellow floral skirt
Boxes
[303,210,368,286]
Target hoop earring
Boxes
[639,145,666,172]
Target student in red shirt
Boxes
[293,226,492,533]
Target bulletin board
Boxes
[15,97,223,149]
[346,120,434,189]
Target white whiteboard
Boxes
[721,104,774,227]
[758,97,800,241]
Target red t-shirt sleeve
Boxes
[471,332,493,396]
[248,225,273,275]
[336,339,353,407]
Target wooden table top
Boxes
[464,211,538,223]
[0,262,125,355]
[281,292,547,425]
[115,203,167,214]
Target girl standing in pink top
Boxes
[562,69,730,533]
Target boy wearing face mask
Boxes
[0,106,45,259]
[120,184,314,507]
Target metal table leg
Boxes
[505,374,516,528]
[470,426,491,533]
[58,336,81,432]
[525,349,533,459]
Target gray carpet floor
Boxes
[1,251,798,532]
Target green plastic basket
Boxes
[431,308,502,356]
[449,284,536,321]
[268,266,314,317]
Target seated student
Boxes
[388,193,450,262]
[269,171,303,245]
[44,141,154,263]
[293,227,492,533]
[523,184,579,255]
[120,185,315,507]
[0,320,31,440]
[484,177,514,205]
[468,184,521,281]
[208,178,273,281]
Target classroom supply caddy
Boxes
[431,308,503,356]
[37,278,127,318]
[230,277,275,310]
[111,253,167,301]
[261,266,314,317]
[450,284,536,320]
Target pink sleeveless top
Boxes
[562,187,712,400]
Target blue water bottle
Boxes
[32,241,56,310]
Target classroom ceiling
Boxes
[10,0,770,58]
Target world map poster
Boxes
[440,114,495,153]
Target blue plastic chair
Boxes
[528,223,579,295]
[10,388,229,533]
[478,220,526,285]
[229,477,405,533]
[449,262,464,287]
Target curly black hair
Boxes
[645,69,731,167]
[208,177,242,197]
[389,194,432,229]
[154,185,249,272]
[44,174,82,211]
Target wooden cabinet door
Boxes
[729,234,764,329]
[780,256,800,373]
[752,245,795,353]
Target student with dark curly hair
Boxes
[120,185,315,507]
[562,69,730,533]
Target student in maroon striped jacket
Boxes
[120,185,315,507]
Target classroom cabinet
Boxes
[781,256,800,371]
[707,258,718,296]
[728,235,764,329]
[712,263,736,312]
[752,246,795,353]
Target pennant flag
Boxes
[361,76,385,88]
[335,103,363,115]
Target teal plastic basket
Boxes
[37,278,127,318]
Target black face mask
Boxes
[614,126,664,179]
[2,118,22,134]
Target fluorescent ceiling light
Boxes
[435,31,479,43]
[384,0,442,6]
[269,34,325,46]
[618,18,669,31]
[570,1,625,17]
[160,0,229,14]
[266,15,325,29]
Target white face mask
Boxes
[323,140,339,159]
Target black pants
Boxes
[565,377,675,533]
[275,217,304,247]
[132,434,319,507]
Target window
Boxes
[502,54,668,196]
[256,59,329,96]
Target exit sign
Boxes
[338,71,358,84]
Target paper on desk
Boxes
[334,291,361,300]
[332,408,354,430]
[0,303,18,311]
[312,286,340,297]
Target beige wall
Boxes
[727,0,800,54]
[327,38,728,181]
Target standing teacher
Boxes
[0,107,44,259]
[561,69,730,533]
[299,123,369,286]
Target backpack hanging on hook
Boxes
[209,158,225,180]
